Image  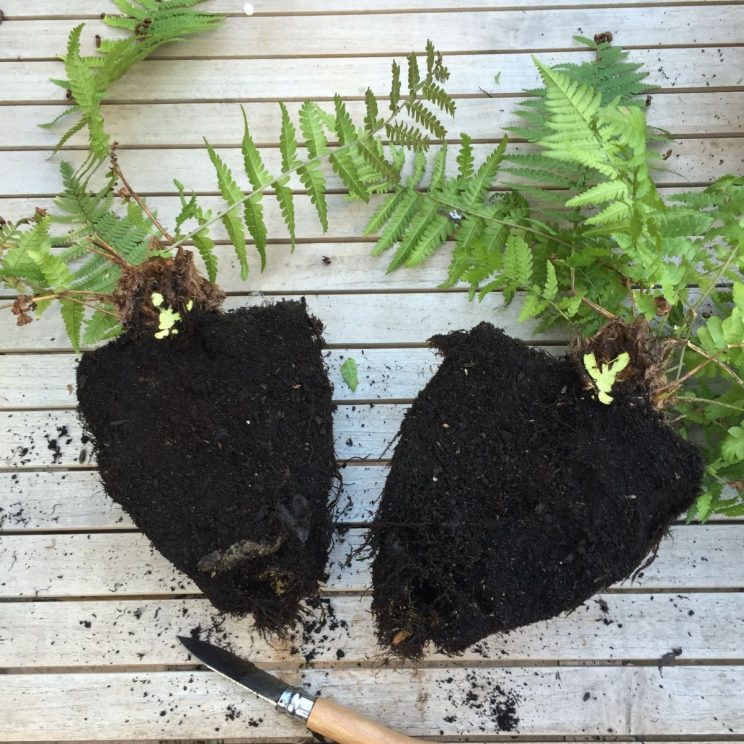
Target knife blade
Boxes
[178,636,291,706]
[178,635,433,744]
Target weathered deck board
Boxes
[0,526,741,597]
[2,0,739,17]
[0,293,567,351]
[3,93,743,148]
[2,593,743,668]
[2,138,742,196]
[1,465,734,533]
[0,348,448,409]
[5,48,744,104]
[2,666,744,740]
[1,1,742,741]
[5,8,744,60]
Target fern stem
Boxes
[425,192,578,251]
[110,152,174,243]
[88,236,133,268]
[673,396,744,415]
[678,339,744,391]
[0,290,113,311]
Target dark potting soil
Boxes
[76,300,336,631]
[371,323,703,657]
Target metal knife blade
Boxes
[178,635,288,706]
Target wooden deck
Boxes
[1,0,744,740]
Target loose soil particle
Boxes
[77,300,336,631]
[371,323,703,657]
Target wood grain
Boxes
[6,48,744,104]
[0,525,740,597]
[5,8,744,60]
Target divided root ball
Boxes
[371,323,703,657]
[77,299,336,632]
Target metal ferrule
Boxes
[276,688,317,722]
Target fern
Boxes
[46,0,222,157]
[170,42,454,268]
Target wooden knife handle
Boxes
[307,698,433,744]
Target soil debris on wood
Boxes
[371,323,703,656]
[77,300,336,631]
[438,671,520,732]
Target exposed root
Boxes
[113,247,225,332]
[197,535,284,576]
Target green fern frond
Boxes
[62,26,107,158]
[330,151,370,201]
[429,144,448,192]
[543,260,558,300]
[463,136,507,206]
[390,61,402,112]
[386,197,441,272]
[299,102,329,160]
[405,100,446,139]
[364,89,383,134]
[298,162,328,232]
[385,122,430,152]
[456,133,474,181]
[60,299,85,353]
[421,80,456,116]
[370,190,422,256]
[205,140,248,280]
[406,53,421,97]
[83,307,121,345]
[241,107,272,190]
[364,190,406,237]
[46,1,222,157]
[239,109,271,269]
[566,180,630,208]
[273,178,296,248]
[503,232,533,287]
[405,210,456,267]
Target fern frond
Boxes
[298,162,328,232]
[299,101,328,160]
[364,190,406,237]
[503,232,533,286]
[357,137,400,185]
[370,190,422,256]
[364,89,383,134]
[241,107,272,190]
[60,299,85,353]
[273,178,296,249]
[390,61,402,112]
[429,144,448,192]
[239,108,270,269]
[405,210,455,267]
[386,197,441,272]
[63,26,107,158]
[406,53,421,97]
[405,100,446,139]
[278,103,301,172]
[46,2,221,157]
[421,80,456,116]
[463,136,507,206]
[566,180,630,208]
[84,306,121,345]
[543,260,558,300]
[205,140,248,279]
[330,151,370,201]
[385,122,430,152]
[333,96,356,146]
[456,133,474,180]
